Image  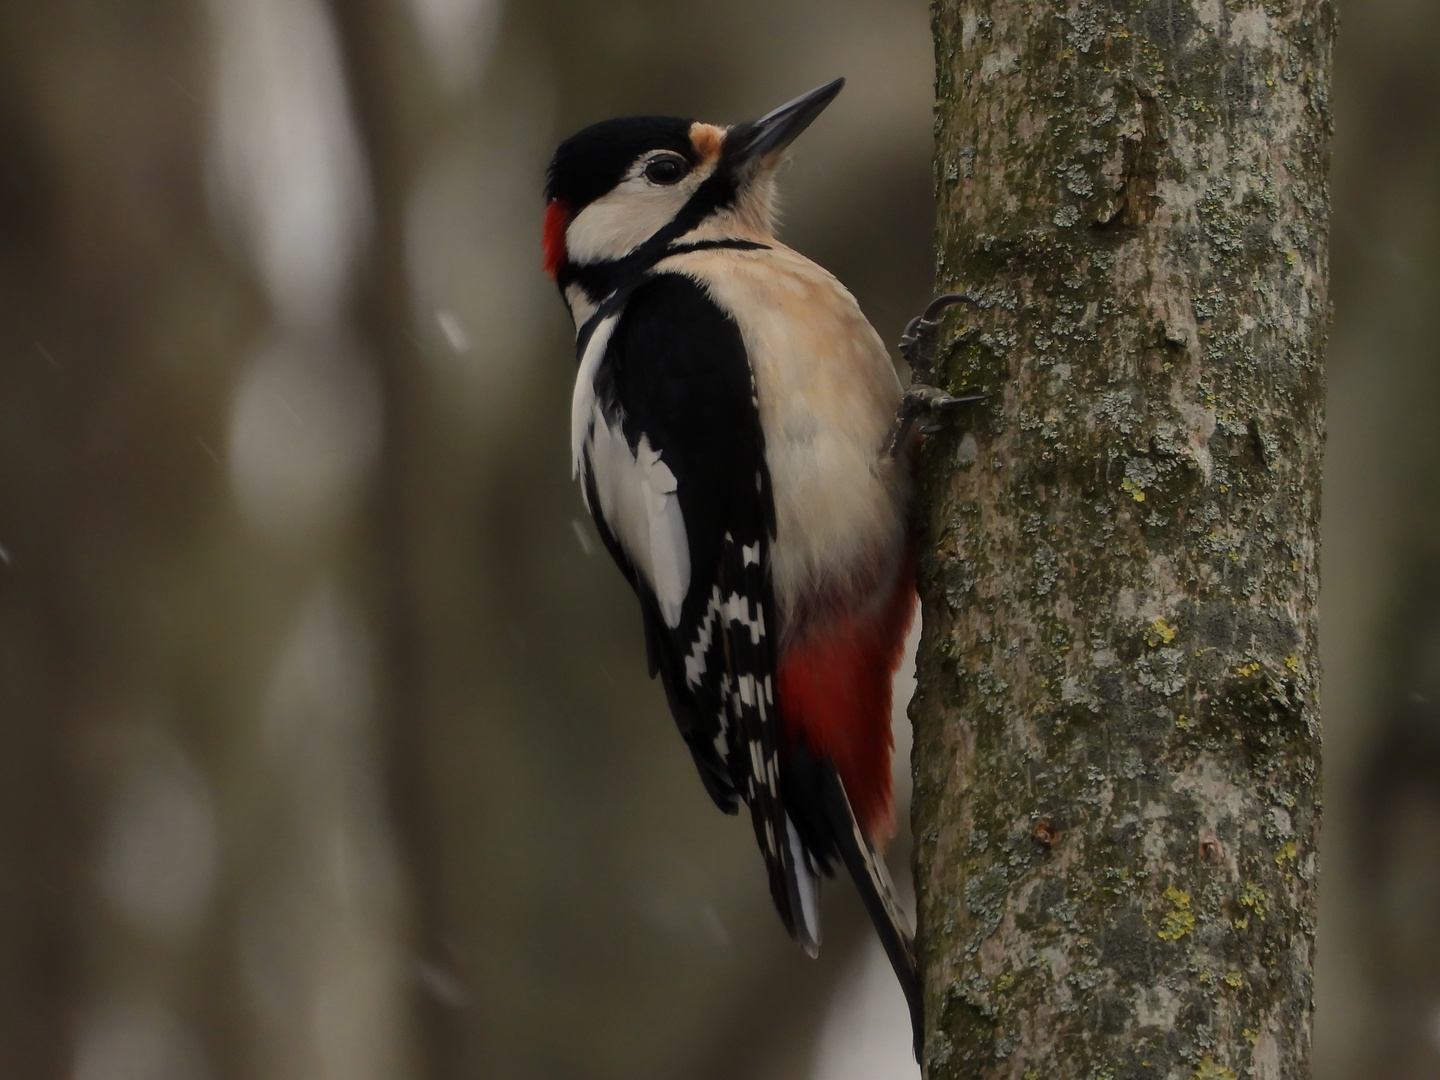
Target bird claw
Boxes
[885,295,989,458]
[905,385,987,412]
[898,292,982,379]
[885,382,988,457]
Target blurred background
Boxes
[0,0,1430,1076]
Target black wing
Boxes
[579,271,821,948]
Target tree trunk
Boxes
[912,0,1333,1077]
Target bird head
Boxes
[542,78,845,306]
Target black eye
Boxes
[643,155,687,185]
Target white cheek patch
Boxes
[586,412,691,628]
[565,163,715,266]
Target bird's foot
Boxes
[885,294,988,457]
[898,293,980,375]
[909,384,989,435]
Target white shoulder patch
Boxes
[636,440,689,627]
[571,311,621,478]
[564,283,599,328]
[586,411,691,628]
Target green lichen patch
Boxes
[1236,882,1269,925]
[1157,886,1196,941]
[1143,617,1177,646]
[1192,1059,1237,1080]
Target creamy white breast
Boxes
[657,244,910,624]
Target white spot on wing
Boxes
[684,587,724,687]
[737,674,755,707]
[724,591,765,643]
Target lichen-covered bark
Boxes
[912,1,1333,1077]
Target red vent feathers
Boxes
[776,552,918,841]
[542,199,569,280]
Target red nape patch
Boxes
[542,199,569,280]
[777,555,918,842]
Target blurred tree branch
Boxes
[912,0,1333,1076]
[320,1,451,1074]
[0,2,266,1076]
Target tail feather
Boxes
[818,763,923,1060]
[714,532,818,952]
[784,813,823,956]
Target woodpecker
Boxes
[544,78,980,1055]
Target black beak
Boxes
[726,77,845,165]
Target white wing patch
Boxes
[637,440,689,627]
[571,311,621,479]
[585,410,691,628]
[563,283,599,328]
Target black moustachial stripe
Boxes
[558,139,766,316]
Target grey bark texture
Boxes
[911,0,1334,1078]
